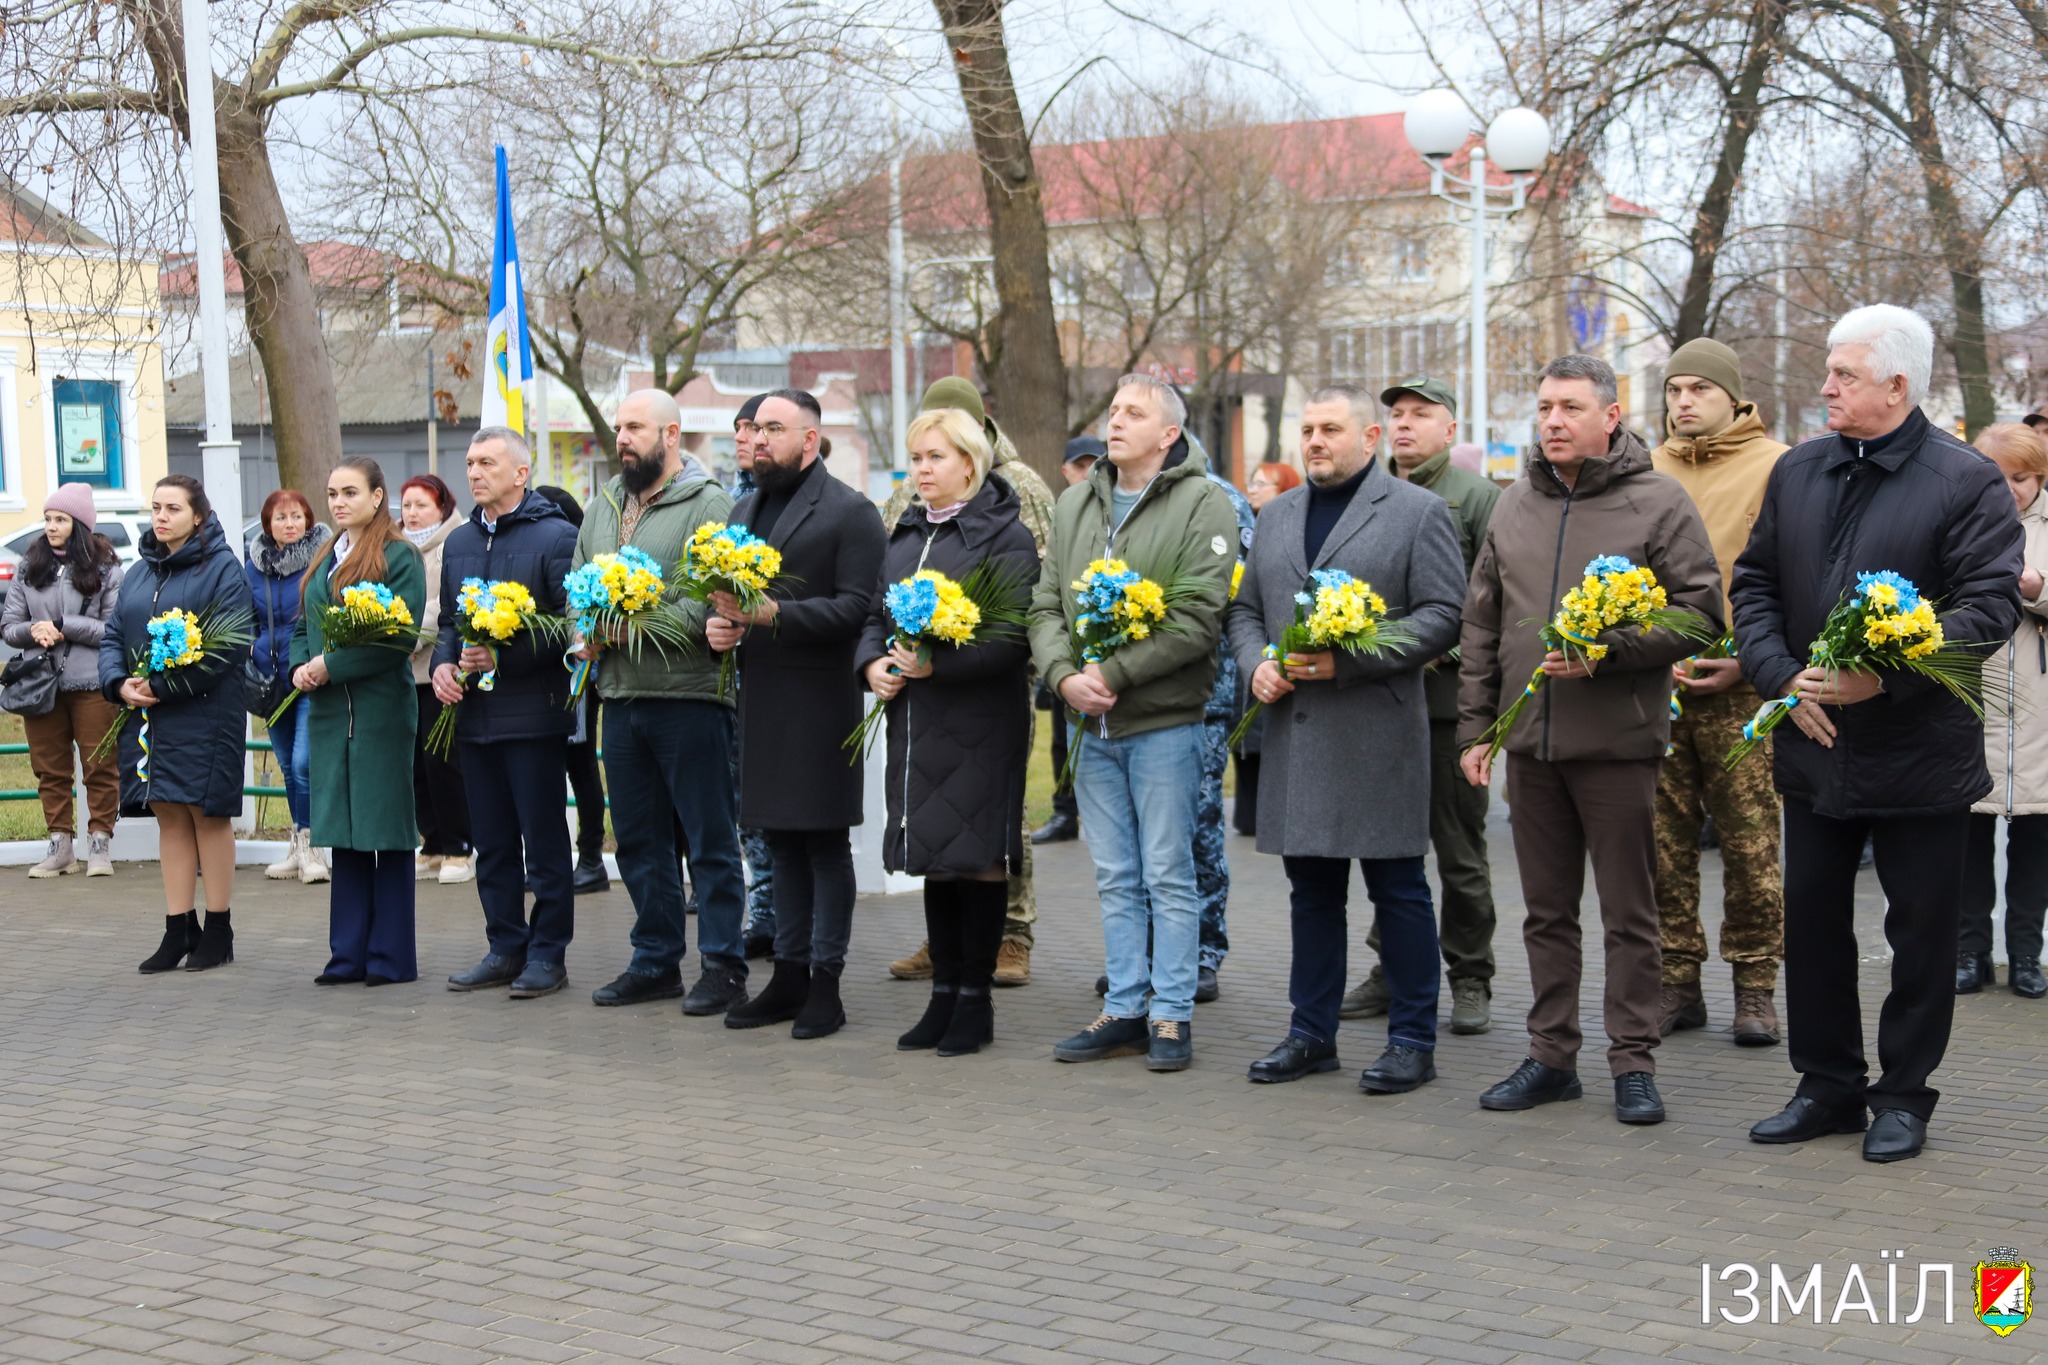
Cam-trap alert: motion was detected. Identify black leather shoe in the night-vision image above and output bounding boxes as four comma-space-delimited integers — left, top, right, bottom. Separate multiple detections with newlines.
1956, 951, 1994, 994
507, 961, 567, 999
1863, 1108, 1927, 1163
363, 973, 397, 987
1359, 1045, 1436, 1095
742, 931, 774, 961
447, 953, 524, 991
1247, 1035, 1339, 1084
314, 971, 364, 985
573, 857, 610, 894
591, 968, 683, 1007
1614, 1071, 1666, 1124
682, 964, 748, 1016
1094, 974, 1108, 997
2011, 957, 2047, 999
1195, 966, 1220, 1003
1479, 1058, 1582, 1111
1749, 1095, 1867, 1144
1030, 812, 1079, 844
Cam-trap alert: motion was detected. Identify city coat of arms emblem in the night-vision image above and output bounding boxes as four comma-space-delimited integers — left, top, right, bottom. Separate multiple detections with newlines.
1976, 1248, 2032, 1336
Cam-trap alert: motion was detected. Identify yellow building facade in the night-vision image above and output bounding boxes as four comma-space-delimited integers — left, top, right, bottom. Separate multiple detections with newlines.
1, 183, 169, 542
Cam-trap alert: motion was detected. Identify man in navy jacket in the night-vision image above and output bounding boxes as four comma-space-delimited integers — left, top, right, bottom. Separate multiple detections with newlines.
434, 427, 582, 999
1732, 306, 2023, 1162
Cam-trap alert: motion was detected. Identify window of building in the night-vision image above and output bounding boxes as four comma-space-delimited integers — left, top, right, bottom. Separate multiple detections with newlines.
1393, 236, 1429, 283
50, 377, 125, 489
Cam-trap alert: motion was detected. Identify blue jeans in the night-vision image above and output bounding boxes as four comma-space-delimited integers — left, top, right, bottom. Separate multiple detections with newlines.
603, 698, 747, 975
1282, 855, 1438, 1052
1075, 720, 1205, 1022
270, 694, 312, 829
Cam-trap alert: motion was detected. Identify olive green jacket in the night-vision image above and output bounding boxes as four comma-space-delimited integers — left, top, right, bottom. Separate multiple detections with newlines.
1028, 439, 1239, 738
573, 469, 732, 705
1402, 451, 1501, 720
291, 540, 426, 851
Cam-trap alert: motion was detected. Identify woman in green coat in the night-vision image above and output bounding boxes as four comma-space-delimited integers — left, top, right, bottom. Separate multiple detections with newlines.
289, 457, 427, 985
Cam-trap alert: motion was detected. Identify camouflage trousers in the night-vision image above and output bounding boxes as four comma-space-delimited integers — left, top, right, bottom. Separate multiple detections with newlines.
1195, 661, 1234, 969
1655, 687, 1783, 990
1004, 708, 1038, 947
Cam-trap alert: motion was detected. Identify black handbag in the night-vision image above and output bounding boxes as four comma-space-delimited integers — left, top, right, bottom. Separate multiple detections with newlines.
0, 646, 62, 717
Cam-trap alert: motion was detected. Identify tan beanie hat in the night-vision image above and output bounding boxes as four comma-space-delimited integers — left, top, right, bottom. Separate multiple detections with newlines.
1664, 337, 1744, 403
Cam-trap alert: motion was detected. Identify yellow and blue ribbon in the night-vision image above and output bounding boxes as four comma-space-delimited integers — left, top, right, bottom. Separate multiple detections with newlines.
1743, 693, 1799, 742
135, 710, 151, 783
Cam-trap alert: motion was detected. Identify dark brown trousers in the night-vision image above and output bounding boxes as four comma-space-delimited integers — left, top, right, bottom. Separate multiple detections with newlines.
1506, 754, 1664, 1077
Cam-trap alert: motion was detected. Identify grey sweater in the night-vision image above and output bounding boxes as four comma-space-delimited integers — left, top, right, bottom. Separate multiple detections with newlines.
2, 559, 125, 690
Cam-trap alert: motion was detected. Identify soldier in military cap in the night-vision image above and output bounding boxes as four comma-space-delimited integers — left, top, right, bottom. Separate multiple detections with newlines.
1340, 376, 1501, 1037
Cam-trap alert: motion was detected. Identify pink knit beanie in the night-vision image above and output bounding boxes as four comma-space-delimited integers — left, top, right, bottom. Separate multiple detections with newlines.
43, 482, 97, 535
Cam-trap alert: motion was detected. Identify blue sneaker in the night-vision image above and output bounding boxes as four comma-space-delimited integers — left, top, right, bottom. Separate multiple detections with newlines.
1053, 1013, 1148, 1062
507, 960, 568, 999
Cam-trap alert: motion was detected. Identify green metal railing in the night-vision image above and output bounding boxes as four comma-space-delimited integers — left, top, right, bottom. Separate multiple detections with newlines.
0, 739, 600, 808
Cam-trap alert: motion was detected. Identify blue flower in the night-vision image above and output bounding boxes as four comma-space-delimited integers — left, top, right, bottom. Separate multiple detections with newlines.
1309, 568, 1357, 591
563, 564, 609, 614
885, 576, 939, 638
1852, 569, 1921, 612
1585, 555, 1637, 579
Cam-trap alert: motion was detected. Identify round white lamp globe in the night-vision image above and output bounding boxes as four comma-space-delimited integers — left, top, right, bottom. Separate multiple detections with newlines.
1404, 89, 1471, 160
1485, 107, 1551, 174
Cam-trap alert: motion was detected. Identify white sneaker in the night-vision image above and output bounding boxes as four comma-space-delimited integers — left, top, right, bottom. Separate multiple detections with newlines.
300, 837, 330, 884
85, 832, 113, 877
266, 826, 305, 879
416, 854, 443, 881
438, 855, 474, 884
28, 833, 77, 878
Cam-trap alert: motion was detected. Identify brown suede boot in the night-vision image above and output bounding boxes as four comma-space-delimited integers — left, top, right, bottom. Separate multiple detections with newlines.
1732, 987, 1781, 1046
1658, 978, 1707, 1036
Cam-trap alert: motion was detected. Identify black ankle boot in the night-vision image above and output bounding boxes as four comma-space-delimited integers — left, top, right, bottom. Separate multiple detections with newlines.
139, 912, 200, 974
937, 986, 994, 1057
184, 910, 234, 971
724, 959, 809, 1028
898, 985, 957, 1050
791, 967, 845, 1039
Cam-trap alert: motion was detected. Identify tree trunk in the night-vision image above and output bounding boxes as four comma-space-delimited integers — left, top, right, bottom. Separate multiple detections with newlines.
127, 0, 344, 499
213, 111, 345, 496
932, 0, 1067, 489
1672, 0, 1788, 344
1889, 23, 1995, 437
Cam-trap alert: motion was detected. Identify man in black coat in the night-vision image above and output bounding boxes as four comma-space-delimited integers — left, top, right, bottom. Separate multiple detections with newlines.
1732, 305, 2024, 1163
435, 427, 582, 1000
711, 389, 887, 1039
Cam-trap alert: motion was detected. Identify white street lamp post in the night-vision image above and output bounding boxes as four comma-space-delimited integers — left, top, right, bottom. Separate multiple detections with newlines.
180, 0, 243, 552
1403, 92, 1550, 462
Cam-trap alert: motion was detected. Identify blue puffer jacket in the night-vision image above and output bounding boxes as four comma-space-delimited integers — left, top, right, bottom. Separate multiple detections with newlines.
245, 523, 333, 684
99, 513, 255, 817
429, 488, 579, 743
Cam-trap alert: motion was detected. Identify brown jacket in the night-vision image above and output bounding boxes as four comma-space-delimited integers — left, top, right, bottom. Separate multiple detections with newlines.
1457, 426, 1725, 762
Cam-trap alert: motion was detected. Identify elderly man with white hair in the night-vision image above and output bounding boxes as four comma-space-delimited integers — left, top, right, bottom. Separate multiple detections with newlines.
1731, 304, 2025, 1162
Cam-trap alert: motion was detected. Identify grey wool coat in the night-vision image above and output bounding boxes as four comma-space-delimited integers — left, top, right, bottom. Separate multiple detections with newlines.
1225, 458, 1467, 860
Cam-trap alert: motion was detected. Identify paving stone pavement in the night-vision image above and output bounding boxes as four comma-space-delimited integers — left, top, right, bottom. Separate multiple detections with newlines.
0, 798, 2044, 1364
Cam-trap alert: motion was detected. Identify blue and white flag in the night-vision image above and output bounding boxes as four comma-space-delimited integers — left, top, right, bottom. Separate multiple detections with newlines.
483, 145, 531, 432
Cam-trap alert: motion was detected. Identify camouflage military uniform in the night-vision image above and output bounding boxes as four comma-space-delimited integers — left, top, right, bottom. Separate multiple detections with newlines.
1655, 686, 1782, 990
1196, 649, 1236, 969
881, 443, 1055, 945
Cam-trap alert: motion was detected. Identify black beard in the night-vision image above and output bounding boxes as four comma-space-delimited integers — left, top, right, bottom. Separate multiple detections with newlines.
752, 455, 803, 495
619, 450, 665, 495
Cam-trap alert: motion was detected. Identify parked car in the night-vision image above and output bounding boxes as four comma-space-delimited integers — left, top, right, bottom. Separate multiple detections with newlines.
0, 512, 149, 586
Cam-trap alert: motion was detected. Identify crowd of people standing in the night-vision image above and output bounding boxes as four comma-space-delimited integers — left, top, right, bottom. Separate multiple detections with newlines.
7, 299, 2041, 1168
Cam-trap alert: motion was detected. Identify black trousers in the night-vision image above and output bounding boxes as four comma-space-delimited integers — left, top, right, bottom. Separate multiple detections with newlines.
1048, 708, 1078, 820
1961, 812, 2048, 962
765, 828, 855, 973
1231, 753, 1258, 836
460, 737, 575, 965
566, 731, 606, 863
1783, 798, 1969, 1121
413, 685, 470, 856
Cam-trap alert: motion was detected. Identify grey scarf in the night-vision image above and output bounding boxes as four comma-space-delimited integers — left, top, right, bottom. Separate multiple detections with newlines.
254, 522, 332, 578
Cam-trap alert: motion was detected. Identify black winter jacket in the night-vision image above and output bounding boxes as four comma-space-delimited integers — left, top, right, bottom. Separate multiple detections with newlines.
430, 489, 579, 744
731, 458, 888, 829
1731, 407, 2025, 817
98, 513, 255, 817
857, 478, 1039, 877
